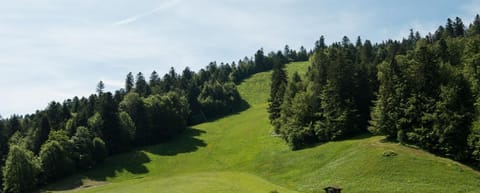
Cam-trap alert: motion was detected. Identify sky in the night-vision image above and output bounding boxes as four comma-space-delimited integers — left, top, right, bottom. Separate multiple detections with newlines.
0, 0, 479, 117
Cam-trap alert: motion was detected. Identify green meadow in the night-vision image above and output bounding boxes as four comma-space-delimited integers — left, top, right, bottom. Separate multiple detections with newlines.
41, 61, 480, 193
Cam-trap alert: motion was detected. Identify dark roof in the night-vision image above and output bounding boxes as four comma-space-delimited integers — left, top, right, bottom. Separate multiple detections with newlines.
324, 186, 342, 190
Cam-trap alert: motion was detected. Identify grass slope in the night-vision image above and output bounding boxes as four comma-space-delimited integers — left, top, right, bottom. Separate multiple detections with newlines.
42, 61, 480, 193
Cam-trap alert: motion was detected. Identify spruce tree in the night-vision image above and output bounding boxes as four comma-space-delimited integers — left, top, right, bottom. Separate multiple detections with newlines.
125, 72, 134, 93
268, 61, 288, 133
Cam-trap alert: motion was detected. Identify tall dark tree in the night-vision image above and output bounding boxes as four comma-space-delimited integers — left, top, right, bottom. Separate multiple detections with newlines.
454, 17, 465, 37
95, 93, 122, 153
96, 81, 105, 95
149, 71, 161, 94
32, 115, 51, 154
268, 60, 288, 133
468, 14, 480, 36
315, 35, 326, 51
135, 72, 150, 97
125, 72, 134, 93
445, 18, 455, 37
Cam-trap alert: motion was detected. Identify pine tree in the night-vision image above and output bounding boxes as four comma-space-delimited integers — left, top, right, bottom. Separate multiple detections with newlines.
135, 72, 150, 97
268, 61, 288, 133
454, 17, 465, 37
96, 81, 105, 95
125, 72, 134, 93
468, 14, 480, 36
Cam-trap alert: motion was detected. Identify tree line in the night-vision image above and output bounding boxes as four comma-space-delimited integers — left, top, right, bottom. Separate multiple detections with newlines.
0, 46, 309, 193
269, 14, 480, 168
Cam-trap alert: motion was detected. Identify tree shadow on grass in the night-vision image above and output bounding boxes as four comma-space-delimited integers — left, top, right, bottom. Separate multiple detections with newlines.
189, 99, 251, 125
143, 127, 207, 156
38, 151, 151, 192
293, 132, 375, 151
38, 128, 207, 192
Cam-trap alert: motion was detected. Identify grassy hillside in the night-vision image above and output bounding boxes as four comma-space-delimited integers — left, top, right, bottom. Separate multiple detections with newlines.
41, 61, 480, 193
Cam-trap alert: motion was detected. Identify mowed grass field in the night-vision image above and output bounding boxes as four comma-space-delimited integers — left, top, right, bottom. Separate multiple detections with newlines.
41, 62, 480, 193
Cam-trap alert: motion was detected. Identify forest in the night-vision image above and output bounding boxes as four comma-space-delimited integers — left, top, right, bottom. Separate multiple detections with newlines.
0, 13, 480, 193
269, 15, 480, 166
0, 39, 307, 192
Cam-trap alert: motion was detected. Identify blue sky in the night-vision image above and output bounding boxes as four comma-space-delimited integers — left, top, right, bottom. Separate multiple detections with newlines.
0, 0, 479, 117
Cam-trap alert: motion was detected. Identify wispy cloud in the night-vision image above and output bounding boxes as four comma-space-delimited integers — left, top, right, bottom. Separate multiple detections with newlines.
0, 0, 475, 117
113, 0, 181, 26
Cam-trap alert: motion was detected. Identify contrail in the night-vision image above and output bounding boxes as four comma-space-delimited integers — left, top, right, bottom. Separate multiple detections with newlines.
113, 0, 181, 26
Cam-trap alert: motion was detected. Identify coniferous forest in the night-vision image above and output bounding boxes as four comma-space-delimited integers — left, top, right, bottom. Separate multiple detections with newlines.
0, 14, 479, 193
269, 15, 480, 165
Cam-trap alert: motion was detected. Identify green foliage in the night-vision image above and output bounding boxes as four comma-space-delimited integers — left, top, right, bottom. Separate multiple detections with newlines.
92, 137, 108, 164
41, 62, 480, 193
71, 126, 94, 169
197, 81, 241, 118
125, 72, 134, 93
135, 72, 150, 97
144, 91, 190, 142
2, 145, 40, 193
6, 15, 480, 192
119, 92, 148, 146
118, 112, 135, 143
88, 112, 104, 137
277, 42, 370, 149
267, 60, 288, 133
39, 140, 74, 182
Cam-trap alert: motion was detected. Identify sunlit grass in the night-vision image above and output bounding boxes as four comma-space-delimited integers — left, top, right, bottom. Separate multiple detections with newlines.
42, 61, 480, 193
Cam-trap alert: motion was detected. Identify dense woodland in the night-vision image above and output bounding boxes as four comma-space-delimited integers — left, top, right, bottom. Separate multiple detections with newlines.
269, 15, 480, 167
0, 46, 307, 192
1, 14, 480, 193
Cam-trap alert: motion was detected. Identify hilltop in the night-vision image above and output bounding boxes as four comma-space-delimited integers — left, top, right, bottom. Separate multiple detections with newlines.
39, 61, 480, 193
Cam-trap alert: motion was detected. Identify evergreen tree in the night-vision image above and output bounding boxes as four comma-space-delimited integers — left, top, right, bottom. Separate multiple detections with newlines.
468, 14, 480, 36
268, 61, 288, 132
135, 72, 150, 97
96, 81, 105, 95
454, 17, 465, 37
445, 18, 455, 37
254, 48, 267, 71
96, 93, 122, 153
314, 35, 326, 51
32, 114, 51, 154
432, 74, 473, 160
125, 72, 134, 93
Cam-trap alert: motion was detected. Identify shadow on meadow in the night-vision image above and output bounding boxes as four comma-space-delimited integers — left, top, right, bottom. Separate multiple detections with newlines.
38, 127, 207, 192
143, 127, 207, 156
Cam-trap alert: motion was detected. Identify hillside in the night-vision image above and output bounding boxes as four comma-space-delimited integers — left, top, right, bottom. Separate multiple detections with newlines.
41, 61, 480, 193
